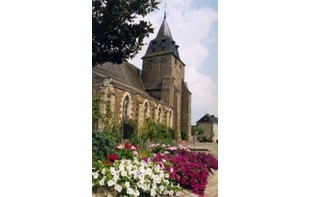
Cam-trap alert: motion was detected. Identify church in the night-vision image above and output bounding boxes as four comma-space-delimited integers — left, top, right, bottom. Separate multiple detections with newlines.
92, 14, 192, 141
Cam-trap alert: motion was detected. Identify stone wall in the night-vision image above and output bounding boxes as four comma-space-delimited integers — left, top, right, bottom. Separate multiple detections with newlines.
94, 84, 173, 133
181, 81, 192, 140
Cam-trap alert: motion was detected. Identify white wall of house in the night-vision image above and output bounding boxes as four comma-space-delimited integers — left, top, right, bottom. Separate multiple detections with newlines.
197, 122, 218, 142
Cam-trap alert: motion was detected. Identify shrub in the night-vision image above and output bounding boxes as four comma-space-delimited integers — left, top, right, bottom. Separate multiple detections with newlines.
181, 130, 188, 141
122, 119, 137, 140
141, 118, 175, 144
92, 131, 120, 161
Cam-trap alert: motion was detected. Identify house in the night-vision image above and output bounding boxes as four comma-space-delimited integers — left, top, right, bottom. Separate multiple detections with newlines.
196, 114, 218, 142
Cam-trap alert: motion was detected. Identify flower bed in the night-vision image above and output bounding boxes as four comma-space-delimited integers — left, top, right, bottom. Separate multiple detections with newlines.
152, 151, 218, 196
92, 158, 182, 197
92, 143, 218, 197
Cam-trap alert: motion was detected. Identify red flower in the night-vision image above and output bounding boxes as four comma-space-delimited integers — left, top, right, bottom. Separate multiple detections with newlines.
107, 154, 118, 162
142, 157, 148, 163
124, 143, 132, 150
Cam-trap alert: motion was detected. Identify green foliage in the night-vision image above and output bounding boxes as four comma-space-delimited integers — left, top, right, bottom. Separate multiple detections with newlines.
92, 92, 119, 133
122, 119, 137, 140
181, 130, 188, 141
92, 130, 120, 161
128, 133, 141, 146
102, 103, 116, 132
92, 93, 102, 129
92, 0, 160, 66
141, 118, 175, 144
192, 126, 204, 136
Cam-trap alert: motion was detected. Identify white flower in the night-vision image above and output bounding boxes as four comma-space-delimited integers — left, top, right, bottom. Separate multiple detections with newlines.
92, 171, 99, 179
159, 185, 165, 192
110, 167, 116, 175
114, 184, 122, 193
134, 189, 140, 197
152, 183, 157, 189
112, 174, 119, 182
99, 177, 105, 186
119, 163, 125, 171
168, 190, 174, 196
121, 170, 127, 177
107, 180, 115, 187
129, 169, 137, 176
137, 181, 143, 189
151, 188, 157, 197
176, 191, 181, 196
146, 168, 152, 175
141, 184, 147, 191
127, 187, 135, 195
125, 181, 130, 188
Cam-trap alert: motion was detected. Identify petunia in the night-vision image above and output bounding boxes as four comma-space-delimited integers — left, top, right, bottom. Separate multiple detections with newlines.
107, 180, 115, 187
114, 184, 122, 192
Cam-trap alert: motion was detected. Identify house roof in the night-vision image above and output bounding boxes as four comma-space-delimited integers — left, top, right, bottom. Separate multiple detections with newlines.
196, 114, 218, 124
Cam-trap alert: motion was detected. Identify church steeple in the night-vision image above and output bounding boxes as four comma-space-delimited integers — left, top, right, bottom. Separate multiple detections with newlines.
142, 13, 180, 59
155, 14, 173, 39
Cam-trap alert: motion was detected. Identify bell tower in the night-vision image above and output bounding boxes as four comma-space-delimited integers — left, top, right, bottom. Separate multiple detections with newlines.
141, 13, 190, 140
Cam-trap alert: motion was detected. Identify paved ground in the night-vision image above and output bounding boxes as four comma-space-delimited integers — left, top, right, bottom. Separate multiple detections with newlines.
179, 142, 218, 197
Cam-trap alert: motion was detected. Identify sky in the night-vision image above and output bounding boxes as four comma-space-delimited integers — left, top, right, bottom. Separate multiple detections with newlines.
129, 0, 218, 124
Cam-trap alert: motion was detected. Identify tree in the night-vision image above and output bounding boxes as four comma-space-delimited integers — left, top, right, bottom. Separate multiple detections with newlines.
92, 0, 159, 66
192, 126, 204, 136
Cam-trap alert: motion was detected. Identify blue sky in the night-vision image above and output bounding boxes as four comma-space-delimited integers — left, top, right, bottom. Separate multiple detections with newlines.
129, 0, 218, 124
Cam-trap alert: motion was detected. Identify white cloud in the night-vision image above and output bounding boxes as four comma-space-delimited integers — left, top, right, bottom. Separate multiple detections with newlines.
182, 45, 209, 69
129, 0, 218, 123
186, 66, 218, 123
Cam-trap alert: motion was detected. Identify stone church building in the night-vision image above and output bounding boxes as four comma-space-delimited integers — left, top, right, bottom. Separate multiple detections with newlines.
92, 15, 191, 140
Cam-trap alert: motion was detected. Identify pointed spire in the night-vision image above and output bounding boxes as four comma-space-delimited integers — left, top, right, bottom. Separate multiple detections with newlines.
156, 16, 172, 39
142, 5, 181, 60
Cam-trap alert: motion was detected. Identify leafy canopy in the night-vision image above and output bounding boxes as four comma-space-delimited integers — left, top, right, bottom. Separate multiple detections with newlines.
92, 0, 159, 66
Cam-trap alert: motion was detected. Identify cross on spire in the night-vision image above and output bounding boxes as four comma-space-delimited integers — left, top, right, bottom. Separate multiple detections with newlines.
164, 3, 167, 19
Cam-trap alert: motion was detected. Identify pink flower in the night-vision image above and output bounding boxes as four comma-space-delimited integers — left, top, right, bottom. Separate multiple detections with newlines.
116, 144, 124, 150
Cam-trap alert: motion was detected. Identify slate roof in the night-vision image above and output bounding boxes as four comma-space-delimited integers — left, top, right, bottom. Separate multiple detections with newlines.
92, 61, 147, 96
196, 114, 218, 124
142, 16, 181, 60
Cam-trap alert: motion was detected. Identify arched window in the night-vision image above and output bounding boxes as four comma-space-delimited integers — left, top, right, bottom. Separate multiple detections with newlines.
122, 96, 130, 119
